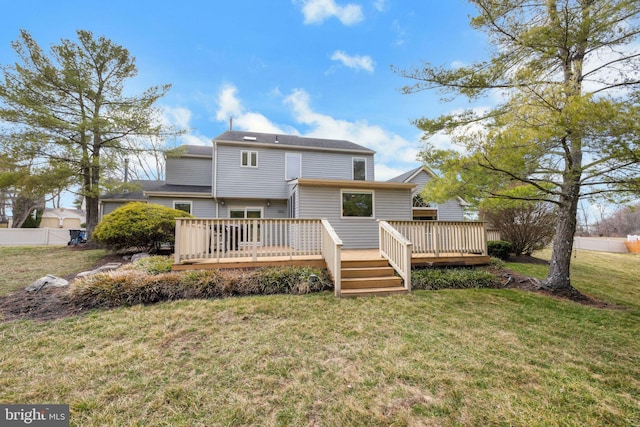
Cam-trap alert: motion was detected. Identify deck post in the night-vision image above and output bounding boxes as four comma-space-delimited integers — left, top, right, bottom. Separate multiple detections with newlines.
252, 219, 258, 261
174, 219, 182, 264
433, 221, 440, 257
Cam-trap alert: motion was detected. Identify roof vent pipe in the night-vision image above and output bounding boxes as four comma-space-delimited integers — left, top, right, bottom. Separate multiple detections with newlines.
275, 135, 279, 144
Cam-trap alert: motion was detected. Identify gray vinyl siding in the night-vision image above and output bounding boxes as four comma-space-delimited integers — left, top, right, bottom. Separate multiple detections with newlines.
147, 197, 216, 218
408, 170, 464, 221
216, 199, 288, 219
437, 200, 465, 221
409, 170, 432, 194
166, 157, 212, 186
302, 152, 375, 181
101, 201, 129, 217
297, 185, 412, 249
215, 145, 376, 199
216, 145, 288, 199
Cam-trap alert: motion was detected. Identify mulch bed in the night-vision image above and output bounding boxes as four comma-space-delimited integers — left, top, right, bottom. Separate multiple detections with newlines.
498, 255, 622, 309
0, 254, 622, 323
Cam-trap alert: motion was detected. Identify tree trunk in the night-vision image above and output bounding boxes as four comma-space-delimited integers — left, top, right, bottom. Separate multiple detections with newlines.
85, 195, 99, 238
543, 179, 580, 291
85, 139, 102, 239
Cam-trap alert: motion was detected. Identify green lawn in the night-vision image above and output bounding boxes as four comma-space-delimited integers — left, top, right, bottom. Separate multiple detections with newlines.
0, 246, 108, 296
1, 247, 639, 426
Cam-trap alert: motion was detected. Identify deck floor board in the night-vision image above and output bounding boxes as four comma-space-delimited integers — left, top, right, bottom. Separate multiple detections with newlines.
172, 247, 489, 271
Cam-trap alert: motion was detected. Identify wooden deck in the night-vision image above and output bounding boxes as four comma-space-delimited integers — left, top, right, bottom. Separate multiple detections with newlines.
171, 248, 490, 271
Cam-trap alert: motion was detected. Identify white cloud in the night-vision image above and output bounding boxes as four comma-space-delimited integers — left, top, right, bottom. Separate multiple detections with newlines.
283, 88, 419, 180
298, 0, 364, 25
330, 50, 375, 73
162, 106, 192, 130
391, 19, 406, 47
214, 84, 296, 134
373, 0, 386, 12
160, 105, 209, 146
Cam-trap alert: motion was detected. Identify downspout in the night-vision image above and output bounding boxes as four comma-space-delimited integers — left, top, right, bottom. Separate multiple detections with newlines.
213, 140, 218, 217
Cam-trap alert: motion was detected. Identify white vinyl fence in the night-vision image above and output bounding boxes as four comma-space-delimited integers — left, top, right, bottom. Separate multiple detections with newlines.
573, 237, 628, 253
0, 228, 72, 246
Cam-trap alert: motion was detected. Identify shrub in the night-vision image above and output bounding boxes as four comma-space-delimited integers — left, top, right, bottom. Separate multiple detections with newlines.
488, 240, 513, 260
412, 267, 500, 290
70, 266, 333, 309
92, 202, 193, 252
127, 256, 174, 275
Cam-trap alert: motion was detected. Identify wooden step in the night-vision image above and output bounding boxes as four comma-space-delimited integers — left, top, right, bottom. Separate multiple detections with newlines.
341, 266, 395, 278
340, 286, 409, 297
341, 259, 389, 269
341, 276, 403, 289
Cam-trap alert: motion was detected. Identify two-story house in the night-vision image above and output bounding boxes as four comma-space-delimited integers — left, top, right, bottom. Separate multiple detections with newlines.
101, 130, 486, 296
102, 131, 463, 248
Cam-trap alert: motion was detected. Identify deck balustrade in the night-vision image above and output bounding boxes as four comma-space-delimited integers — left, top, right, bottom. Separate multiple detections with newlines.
387, 221, 488, 256
174, 218, 324, 264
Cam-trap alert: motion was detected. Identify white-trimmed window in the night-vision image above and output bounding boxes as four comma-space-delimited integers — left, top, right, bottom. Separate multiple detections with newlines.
173, 201, 192, 214
341, 190, 374, 218
352, 157, 366, 181
241, 150, 258, 168
285, 153, 301, 180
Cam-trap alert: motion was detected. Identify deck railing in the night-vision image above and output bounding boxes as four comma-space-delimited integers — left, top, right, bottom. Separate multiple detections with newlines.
379, 221, 412, 291
387, 221, 488, 256
487, 228, 501, 241
174, 218, 324, 264
321, 219, 343, 297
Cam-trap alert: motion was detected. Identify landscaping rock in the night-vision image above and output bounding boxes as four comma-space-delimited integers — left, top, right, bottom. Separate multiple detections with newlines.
26, 275, 69, 292
75, 262, 123, 278
131, 252, 150, 262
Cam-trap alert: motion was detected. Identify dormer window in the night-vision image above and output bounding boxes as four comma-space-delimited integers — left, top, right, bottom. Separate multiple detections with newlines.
413, 194, 437, 208
352, 157, 366, 181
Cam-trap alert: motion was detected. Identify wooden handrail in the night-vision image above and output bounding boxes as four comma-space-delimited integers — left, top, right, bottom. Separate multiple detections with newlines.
379, 220, 412, 291
321, 219, 343, 297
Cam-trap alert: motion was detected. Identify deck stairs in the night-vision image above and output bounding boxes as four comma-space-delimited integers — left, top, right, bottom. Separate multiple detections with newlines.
340, 258, 408, 297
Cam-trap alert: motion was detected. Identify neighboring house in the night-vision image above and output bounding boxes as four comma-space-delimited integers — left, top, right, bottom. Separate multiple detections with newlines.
388, 166, 467, 221
39, 208, 86, 229
100, 131, 464, 249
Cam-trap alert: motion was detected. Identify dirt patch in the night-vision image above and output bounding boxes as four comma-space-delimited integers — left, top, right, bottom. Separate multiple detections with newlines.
498, 256, 623, 309
0, 251, 129, 322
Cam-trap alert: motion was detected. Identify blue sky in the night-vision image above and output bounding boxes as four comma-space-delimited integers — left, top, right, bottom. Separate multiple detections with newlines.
1, 0, 490, 182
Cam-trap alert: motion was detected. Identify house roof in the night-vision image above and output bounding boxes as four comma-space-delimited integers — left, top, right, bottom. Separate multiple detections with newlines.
101, 180, 213, 202
295, 178, 415, 191
144, 184, 212, 198
100, 180, 164, 201
182, 145, 212, 157
41, 208, 85, 220
214, 131, 376, 154
388, 166, 470, 206
387, 165, 438, 183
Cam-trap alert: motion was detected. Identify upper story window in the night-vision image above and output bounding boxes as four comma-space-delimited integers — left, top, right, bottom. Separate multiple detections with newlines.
352, 157, 366, 181
241, 150, 258, 168
173, 201, 192, 214
285, 153, 301, 180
